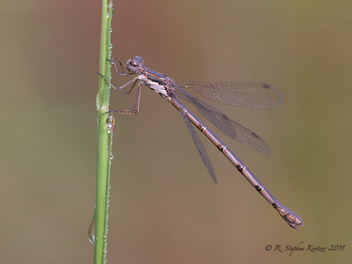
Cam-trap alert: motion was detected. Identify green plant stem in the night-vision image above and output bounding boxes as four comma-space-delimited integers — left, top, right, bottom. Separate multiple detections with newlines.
95, 1, 113, 264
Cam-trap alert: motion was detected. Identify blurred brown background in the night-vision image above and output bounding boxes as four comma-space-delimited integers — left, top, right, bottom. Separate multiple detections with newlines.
1, 0, 351, 263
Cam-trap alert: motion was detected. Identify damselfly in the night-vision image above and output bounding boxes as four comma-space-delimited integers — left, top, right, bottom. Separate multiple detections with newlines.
99, 56, 303, 229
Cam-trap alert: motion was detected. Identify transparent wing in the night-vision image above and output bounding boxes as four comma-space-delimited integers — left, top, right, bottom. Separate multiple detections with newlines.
175, 87, 271, 155
175, 81, 283, 109
177, 99, 217, 183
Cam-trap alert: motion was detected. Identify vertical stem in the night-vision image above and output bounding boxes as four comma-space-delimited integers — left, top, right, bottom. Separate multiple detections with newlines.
95, 1, 113, 264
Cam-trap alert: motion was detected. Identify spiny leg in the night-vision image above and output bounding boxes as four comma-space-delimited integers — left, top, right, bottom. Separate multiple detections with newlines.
98, 72, 142, 115
109, 57, 130, 76
108, 83, 142, 115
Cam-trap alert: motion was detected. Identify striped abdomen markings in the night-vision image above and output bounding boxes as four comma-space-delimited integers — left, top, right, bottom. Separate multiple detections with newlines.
106, 56, 302, 229
166, 96, 302, 229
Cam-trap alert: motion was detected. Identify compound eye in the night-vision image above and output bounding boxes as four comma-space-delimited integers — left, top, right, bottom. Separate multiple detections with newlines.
133, 56, 144, 65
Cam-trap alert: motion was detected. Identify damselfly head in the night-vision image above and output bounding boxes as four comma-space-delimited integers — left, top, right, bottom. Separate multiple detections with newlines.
126, 56, 144, 73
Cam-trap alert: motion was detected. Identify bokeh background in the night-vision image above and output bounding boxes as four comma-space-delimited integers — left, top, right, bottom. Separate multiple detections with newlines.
1, 0, 351, 263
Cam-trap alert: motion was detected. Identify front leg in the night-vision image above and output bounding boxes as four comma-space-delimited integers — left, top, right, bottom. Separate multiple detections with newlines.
108, 57, 131, 77
97, 72, 140, 94
98, 73, 142, 115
